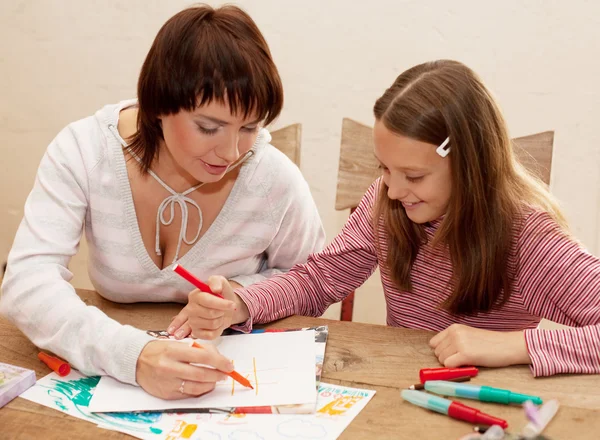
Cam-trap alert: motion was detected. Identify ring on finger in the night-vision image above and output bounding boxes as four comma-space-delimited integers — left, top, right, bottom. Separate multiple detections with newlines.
179, 379, 186, 394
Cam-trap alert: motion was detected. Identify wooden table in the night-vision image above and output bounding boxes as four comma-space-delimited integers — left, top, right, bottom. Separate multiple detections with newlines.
1, 289, 599, 439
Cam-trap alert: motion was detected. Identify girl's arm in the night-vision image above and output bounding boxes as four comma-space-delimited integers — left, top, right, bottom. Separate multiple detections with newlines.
518, 210, 600, 376
232, 180, 382, 332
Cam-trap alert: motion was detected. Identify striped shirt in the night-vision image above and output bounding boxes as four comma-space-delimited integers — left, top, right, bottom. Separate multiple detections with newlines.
0, 100, 325, 385
236, 179, 600, 377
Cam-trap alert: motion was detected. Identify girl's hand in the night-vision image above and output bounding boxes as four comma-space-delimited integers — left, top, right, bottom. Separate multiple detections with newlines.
168, 276, 250, 340
136, 340, 233, 400
429, 324, 531, 368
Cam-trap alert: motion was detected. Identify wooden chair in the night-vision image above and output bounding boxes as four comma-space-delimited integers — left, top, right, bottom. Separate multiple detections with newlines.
270, 123, 302, 167
335, 118, 554, 321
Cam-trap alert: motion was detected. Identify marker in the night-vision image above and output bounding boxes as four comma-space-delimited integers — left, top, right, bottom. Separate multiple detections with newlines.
191, 341, 253, 390
424, 380, 543, 405
38, 352, 71, 377
401, 390, 508, 428
523, 400, 540, 424
409, 376, 472, 390
521, 399, 559, 439
173, 264, 224, 299
419, 367, 478, 383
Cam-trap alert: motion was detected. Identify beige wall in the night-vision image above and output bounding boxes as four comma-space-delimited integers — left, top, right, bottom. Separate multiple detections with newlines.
2, 1, 599, 325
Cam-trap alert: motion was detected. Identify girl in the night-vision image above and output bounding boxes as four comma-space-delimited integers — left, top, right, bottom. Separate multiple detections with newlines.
170, 59, 600, 377
0, 5, 325, 400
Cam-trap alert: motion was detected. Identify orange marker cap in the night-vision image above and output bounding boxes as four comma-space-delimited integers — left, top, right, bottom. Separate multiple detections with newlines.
38, 352, 71, 377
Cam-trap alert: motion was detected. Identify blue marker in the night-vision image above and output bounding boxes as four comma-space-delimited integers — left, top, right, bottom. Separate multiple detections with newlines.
424, 380, 543, 405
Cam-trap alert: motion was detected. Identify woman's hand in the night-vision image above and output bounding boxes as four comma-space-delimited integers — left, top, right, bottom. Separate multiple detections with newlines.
136, 340, 233, 400
429, 324, 531, 368
168, 276, 250, 340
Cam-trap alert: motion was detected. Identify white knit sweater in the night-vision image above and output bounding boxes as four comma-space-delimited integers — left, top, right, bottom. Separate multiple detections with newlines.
0, 100, 325, 385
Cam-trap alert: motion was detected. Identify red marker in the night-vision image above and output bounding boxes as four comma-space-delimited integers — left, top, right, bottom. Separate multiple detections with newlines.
419, 367, 478, 383
38, 352, 71, 377
173, 264, 224, 299
402, 389, 508, 429
448, 400, 508, 428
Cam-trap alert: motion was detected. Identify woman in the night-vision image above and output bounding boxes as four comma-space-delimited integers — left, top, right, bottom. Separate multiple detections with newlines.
0, 5, 325, 400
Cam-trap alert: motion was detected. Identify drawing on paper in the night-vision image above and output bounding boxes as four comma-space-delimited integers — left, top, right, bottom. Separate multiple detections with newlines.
36, 373, 164, 435
218, 358, 283, 397
317, 396, 363, 416
162, 420, 198, 439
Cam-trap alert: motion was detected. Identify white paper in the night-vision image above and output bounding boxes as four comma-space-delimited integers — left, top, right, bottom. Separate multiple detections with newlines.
101, 382, 376, 440
89, 330, 317, 413
20, 369, 375, 440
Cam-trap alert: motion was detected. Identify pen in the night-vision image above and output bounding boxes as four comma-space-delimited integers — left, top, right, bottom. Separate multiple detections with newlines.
424, 380, 543, 405
191, 341, 254, 390
173, 264, 224, 299
401, 390, 508, 428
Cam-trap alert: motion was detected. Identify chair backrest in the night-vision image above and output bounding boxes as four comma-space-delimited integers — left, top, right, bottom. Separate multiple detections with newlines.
270, 123, 302, 167
335, 117, 554, 211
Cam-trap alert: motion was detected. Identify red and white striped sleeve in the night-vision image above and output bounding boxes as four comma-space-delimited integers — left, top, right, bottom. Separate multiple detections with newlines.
517, 210, 600, 376
232, 180, 381, 332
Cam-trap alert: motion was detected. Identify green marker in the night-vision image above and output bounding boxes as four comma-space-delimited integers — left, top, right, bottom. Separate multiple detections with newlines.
424, 380, 543, 405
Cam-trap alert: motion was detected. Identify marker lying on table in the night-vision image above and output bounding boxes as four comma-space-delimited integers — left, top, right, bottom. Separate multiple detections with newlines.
409, 376, 472, 390
173, 264, 224, 299
38, 352, 71, 377
419, 366, 479, 383
521, 399, 559, 439
191, 341, 253, 390
424, 380, 543, 405
401, 390, 508, 429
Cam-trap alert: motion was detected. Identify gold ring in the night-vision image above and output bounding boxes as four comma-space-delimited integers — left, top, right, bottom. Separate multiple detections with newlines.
179, 380, 186, 394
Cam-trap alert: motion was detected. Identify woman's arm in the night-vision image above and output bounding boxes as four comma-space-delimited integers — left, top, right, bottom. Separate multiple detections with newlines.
0, 125, 154, 385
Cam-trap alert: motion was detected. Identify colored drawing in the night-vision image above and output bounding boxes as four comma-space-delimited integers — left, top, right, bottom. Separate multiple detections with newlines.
21, 371, 164, 435
317, 396, 363, 416
252, 357, 258, 396
164, 420, 197, 439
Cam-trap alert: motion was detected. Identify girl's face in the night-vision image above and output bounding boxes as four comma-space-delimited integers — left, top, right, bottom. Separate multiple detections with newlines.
374, 120, 452, 224
159, 100, 261, 184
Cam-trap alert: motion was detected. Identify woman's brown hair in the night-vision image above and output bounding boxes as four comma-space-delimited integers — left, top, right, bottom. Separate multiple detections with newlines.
128, 4, 283, 172
373, 60, 566, 315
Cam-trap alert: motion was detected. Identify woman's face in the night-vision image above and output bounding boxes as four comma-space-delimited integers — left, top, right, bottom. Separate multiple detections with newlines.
159, 100, 261, 184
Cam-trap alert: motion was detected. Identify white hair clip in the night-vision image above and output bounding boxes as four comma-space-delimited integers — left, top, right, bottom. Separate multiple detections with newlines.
436, 137, 450, 158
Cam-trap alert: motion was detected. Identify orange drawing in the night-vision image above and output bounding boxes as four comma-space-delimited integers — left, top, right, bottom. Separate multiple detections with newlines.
317, 395, 363, 416
164, 421, 198, 439
253, 356, 258, 395
229, 357, 260, 396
